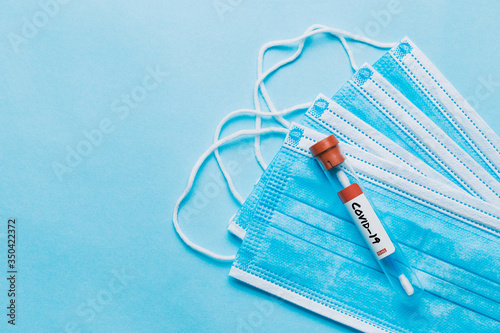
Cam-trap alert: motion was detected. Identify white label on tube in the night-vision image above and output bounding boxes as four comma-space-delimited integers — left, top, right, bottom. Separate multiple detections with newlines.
343, 192, 395, 260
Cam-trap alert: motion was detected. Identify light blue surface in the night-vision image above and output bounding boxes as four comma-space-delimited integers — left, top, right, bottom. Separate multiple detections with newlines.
0, 1, 499, 332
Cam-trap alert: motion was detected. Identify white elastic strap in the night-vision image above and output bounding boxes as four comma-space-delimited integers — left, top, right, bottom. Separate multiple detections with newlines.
213, 103, 311, 204
173, 126, 289, 261
254, 25, 327, 169
255, 25, 376, 124
257, 24, 357, 117
253, 25, 396, 170
214, 26, 394, 205
256, 25, 328, 126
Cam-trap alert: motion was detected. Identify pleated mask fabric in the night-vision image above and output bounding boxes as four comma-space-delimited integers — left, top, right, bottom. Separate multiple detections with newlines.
374, 37, 500, 183
332, 63, 500, 204
228, 93, 463, 238
230, 123, 500, 333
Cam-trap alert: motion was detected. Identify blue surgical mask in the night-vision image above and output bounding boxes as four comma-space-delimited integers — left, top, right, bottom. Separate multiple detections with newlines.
374, 37, 500, 183
332, 63, 500, 204
231, 123, 500, 333
172, 26, 500, 332
228, 93, 462, 238
301, 94, 458, 189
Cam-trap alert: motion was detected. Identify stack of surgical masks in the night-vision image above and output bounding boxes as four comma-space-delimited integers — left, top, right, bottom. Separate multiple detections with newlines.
174, 26, 500, 332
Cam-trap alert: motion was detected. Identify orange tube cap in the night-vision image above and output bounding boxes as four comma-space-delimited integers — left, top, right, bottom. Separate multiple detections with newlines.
309, 135, 345, 170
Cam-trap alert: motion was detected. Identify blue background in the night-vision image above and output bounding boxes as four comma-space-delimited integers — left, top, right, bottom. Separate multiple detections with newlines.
0, 1, 499, 332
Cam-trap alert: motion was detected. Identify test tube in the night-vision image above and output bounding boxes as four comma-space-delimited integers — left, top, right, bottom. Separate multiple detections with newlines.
310, 135, 423, 300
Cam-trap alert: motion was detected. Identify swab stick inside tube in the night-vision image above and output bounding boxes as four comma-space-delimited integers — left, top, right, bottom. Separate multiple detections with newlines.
310, 135, 423, 300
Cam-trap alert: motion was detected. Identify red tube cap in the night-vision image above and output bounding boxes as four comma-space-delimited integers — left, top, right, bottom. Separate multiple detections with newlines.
309, 134, 345, 170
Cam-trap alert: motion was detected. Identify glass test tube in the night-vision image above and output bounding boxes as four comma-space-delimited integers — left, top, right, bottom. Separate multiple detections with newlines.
310, 135, 423, 301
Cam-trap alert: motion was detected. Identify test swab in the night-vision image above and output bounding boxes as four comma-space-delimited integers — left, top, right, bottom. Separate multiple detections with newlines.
399, 274, 414, 296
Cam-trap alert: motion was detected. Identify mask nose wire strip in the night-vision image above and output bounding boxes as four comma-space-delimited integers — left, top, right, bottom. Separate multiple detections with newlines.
253, 26, 397, 170
213, 104, 311, 204
173, 127, 289, 261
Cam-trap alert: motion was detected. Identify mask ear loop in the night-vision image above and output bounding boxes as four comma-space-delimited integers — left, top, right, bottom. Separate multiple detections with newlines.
253, 25, 328, 170
213, 104, 310, 204
212, 25, 324, 205
173, 126, 288, 261
256, 32, 357, 120
257, 24, 352, 120
253, 26, 397, 170
175, 27, 397, 261
214, 26, 396, 204
213, 25, 347, 204
214, 26, 396, 205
